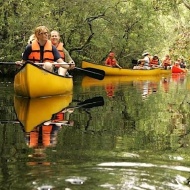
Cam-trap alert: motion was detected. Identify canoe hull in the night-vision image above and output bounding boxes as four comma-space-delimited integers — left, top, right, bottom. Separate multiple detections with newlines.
14, 63, 73, 98
82, 61, 161, 76
159, 69, 172, 75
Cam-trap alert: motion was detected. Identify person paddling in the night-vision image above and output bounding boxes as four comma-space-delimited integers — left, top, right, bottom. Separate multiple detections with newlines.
162, 54, 172, 70
137, 52, 151, 70
105, 52, 122, 69
50, 30, 75, 76
149, 54, 161, 68
16, 26, 75, 76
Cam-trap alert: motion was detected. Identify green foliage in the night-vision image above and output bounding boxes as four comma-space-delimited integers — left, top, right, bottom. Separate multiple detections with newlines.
0, 0, 190, 66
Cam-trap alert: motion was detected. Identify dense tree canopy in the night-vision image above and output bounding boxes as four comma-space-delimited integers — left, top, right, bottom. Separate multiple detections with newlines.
1, 0, 190, 67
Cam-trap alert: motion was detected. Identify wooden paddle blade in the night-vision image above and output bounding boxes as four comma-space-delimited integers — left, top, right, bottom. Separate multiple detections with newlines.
75, 67, 105, 80
77, 96, 104, 108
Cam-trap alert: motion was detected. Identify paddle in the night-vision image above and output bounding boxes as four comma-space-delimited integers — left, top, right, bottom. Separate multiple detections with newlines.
48, 96, 104, 126
74, 96, 104, 109
43, 120, 71, 126
75, 67, 105, 80
0, 62, 105, 80
51, 96, 104, 115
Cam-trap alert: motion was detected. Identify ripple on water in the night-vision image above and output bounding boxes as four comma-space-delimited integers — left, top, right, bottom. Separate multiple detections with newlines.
96, 162, 190, 190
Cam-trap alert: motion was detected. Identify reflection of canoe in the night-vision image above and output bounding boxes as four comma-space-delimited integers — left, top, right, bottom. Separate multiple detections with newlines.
14, 94, 72, 132
14, 62, 73, 98
172, 73, 187, 82
172, 66, 188, 73
82, 75, 162, 87
82, 61, 161, 76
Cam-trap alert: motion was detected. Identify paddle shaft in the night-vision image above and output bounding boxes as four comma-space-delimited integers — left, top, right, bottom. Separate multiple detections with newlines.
74, 67, 105, 80
0, 62, 105, 80
58, 96, 104, 111
0, 120, 20, 124
0, 62, 68, 65
69, 99, 104, 109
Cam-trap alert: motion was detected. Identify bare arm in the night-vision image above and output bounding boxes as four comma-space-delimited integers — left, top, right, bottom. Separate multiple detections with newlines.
116, 63, 122, 68
115, 59, 122, 68
63, 48, 74, 63
56, 58, 75, 70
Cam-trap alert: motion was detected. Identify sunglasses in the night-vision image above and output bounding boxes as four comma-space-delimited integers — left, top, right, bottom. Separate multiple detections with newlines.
39, 32, 48, 35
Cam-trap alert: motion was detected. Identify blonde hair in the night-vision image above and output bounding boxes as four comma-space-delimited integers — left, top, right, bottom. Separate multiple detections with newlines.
34, 25, 49, 37
50, 30, 60, 36
27, 34, 36, 44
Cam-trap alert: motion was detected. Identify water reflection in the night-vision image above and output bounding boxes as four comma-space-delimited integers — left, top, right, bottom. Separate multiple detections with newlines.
14, 94, 73, 164
97, 162, 190, 189
82, 75, 163, 87
161, 76, 170, 92
82, 74, 189, 96
133, 79, 159, 99
105, 83, 116, 98
161, 73, 188, 93
14, 95, 73, 132
172, 73, 187, 84
14, 95, 105, 159
12, 94, 105, 189
2, 74, 190, 189
82, 75, 162, 99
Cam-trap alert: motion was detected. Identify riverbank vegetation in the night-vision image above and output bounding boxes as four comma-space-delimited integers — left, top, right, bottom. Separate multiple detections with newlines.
1, 0, 190, 72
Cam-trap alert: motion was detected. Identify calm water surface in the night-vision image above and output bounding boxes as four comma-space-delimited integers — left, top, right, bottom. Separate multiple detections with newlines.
1, 74, 190, 190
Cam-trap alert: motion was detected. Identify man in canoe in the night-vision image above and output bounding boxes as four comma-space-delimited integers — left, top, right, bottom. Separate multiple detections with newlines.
179, 58, 187, 69
136, 52, 151, 70
149, 54, 161, 68
105, 52, 122, 68
16, 26, 75, 76
50, 30, 75, 75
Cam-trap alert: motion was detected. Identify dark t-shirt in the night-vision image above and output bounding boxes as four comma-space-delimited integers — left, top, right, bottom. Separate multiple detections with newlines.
22, 44, 61, 62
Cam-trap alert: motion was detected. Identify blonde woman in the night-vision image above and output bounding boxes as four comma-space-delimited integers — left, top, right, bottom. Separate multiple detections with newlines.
17, 26, 75, 76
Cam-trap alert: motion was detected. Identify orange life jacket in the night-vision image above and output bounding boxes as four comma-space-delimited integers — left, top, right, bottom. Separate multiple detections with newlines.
28, 125, 53, 148
105, 58, 117, 67
29, 131, 38, 148
150, 59, 159, 65
162, 58, 171, 67
54, 42, 65, 68
42, 125, 53, 147
105, 84, 115, 97
28, 40, 54, 63
56, 42, 65, 60
53, 112, 65, 122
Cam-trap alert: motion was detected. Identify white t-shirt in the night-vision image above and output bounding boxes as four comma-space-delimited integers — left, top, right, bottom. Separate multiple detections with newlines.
144, 56, 150, 66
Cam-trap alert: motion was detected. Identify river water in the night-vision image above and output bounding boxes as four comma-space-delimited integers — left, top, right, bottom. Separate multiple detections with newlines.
0, 73, 190, 190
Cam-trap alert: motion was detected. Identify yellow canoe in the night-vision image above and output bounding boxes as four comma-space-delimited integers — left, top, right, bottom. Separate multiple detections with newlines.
14, 62, 73, 98
82, 61, 161, 76
14, 94, 72, 132
159, 69, 172, 75
82, 75, 162, 87
172, 66, 188, 73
